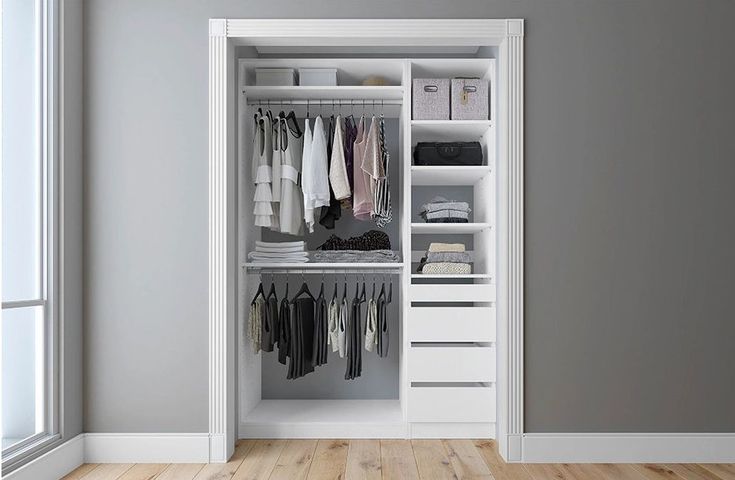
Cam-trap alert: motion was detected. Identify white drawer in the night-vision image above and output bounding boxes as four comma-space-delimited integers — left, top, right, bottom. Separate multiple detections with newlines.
409, 346, 495, 382
409, 307, 495, 342
410, 283, 495, 303
408, 385, 495, 423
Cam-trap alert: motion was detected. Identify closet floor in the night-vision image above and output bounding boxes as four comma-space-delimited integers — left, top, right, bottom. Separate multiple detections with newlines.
243, 399, 402, 425
62, 440, 732, 480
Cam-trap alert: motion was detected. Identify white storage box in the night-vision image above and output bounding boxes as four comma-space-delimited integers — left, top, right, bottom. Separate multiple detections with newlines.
451, 78, 489, 120
413, 78, 450, 120
298, 68, 337, 86
255, 68, 296, 86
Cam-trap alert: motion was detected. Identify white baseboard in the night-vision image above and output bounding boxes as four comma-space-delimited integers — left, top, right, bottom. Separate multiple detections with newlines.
239, 422, 407, 439
84, 433, 210, 463
4, 434, 85, 480
521, 433, 735, 463
409, 423, 495, 439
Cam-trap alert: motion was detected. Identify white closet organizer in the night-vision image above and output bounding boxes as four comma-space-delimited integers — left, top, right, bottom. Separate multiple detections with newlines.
208, 18, 526, 462
236, 54, 497, 440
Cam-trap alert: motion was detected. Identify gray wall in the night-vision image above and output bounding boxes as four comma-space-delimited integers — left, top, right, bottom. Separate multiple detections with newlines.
84, 0, 735, 433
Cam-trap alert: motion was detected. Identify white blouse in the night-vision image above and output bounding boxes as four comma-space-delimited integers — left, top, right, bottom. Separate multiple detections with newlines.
301, 116, 330, 233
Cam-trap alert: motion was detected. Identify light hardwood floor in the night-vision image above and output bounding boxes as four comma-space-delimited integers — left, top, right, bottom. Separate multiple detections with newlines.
61, 439, 735, 480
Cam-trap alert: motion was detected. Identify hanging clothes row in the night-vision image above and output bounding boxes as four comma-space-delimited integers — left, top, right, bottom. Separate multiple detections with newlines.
251, 105, 393, 235
247, 274, 392, 380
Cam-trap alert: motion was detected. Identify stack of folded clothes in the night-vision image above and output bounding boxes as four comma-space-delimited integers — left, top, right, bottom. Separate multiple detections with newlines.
312, 249, 400, 263
247, 240, 309, 263
315, 230, 399, 263
419, 196, 471, 223
417, 242, 472, 274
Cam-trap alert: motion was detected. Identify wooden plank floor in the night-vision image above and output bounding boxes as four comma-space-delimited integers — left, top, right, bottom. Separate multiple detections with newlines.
61, 439, 735, 480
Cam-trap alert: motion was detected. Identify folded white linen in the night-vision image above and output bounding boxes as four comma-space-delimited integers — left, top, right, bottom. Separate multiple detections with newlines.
255, 245, 306, 253
248, 251, 308, 260
255, 240, 305, 248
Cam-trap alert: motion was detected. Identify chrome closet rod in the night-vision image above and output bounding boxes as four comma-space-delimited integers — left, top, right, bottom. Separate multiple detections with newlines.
245, 99, 402, 106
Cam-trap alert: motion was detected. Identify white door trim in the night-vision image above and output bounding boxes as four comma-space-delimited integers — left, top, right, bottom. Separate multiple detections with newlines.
208, 18, 525, 462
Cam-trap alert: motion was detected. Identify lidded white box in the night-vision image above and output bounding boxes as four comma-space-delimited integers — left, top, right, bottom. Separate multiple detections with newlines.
255, 68, 296, 86
450, 78, 489, 120
298, 68, 338, 86
413, 78, 450, 120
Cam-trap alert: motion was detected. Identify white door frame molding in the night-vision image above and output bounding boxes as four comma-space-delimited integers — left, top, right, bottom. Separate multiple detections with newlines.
208, 18, 525, 463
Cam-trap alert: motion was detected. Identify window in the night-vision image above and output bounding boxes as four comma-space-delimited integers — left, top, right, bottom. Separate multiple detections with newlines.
1, 0, 59, 468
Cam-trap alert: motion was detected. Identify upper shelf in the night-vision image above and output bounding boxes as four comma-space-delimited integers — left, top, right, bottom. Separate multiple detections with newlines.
411, 223, 492, 234
411, 120, 492, 143
411, 165, 491, 186
242, 86, 404, 101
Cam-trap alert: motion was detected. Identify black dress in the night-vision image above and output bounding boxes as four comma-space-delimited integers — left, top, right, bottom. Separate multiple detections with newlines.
376, 282, 391, 358
277, 293, 291, 366
312, 285, 329, 367
262, 286, 279, 352
289, 296, 315, 379
345, 283, 365, 380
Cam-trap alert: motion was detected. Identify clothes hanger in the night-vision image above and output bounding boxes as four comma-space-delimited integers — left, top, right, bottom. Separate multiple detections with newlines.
251, 274, 265, 304
359, 272, 366, 302
387, 274, 392, 303
285, 110, 302, 137
291, 271, 315, 302
284, 272, 289, 298
371, 274, 376, 300
266, 272, 277, 300
342, 271, 348, 302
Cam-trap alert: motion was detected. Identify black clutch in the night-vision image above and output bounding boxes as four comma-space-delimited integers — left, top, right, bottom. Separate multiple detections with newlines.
413, 142, 484, 166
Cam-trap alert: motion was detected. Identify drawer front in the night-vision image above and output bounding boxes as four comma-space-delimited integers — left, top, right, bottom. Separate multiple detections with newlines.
409, 346, 495, 382
408, 385, 496, 423
410, 284, 495, 303
409, 307, 495, 342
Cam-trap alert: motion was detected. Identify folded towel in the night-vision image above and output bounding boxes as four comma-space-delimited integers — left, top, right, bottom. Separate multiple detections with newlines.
428, 242, 465, 253
248, 251, 309, 261
421, 262, 471, 274
255, 240, 306, 249
255, 245, 306, 253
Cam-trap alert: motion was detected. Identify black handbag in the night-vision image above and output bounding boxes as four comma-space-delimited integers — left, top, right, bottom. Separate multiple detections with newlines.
413, 142, 483, 166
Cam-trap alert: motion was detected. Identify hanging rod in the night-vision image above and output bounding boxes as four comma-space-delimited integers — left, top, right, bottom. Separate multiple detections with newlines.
245, 99, 402, 106
245, 268, 402, 275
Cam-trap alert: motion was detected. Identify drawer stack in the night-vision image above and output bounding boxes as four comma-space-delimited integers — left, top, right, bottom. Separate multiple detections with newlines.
407, 299, 496, 425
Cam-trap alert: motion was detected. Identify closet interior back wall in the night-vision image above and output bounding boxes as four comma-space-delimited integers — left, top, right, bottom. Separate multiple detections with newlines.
260, 118, 402, 253
260, 274, 400, 400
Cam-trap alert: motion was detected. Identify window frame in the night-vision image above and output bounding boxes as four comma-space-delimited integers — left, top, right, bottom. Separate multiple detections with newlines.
1, 0, 61, 471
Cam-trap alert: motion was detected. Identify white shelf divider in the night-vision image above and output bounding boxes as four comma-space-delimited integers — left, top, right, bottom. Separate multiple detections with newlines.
411, 165, 491, 186
411, 273, 492, 279
411, 223, 491, 234
243, 85, 404, 101
411, 120, 492, 143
